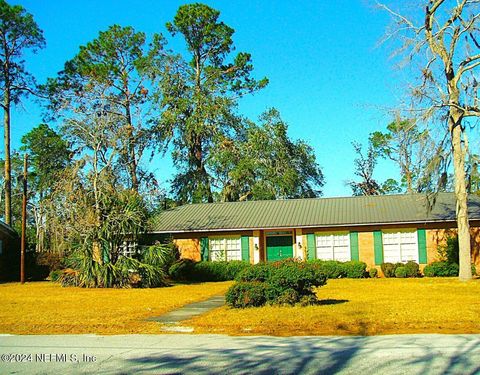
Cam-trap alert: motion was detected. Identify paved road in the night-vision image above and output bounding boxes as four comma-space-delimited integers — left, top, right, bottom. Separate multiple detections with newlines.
1, 333, 480, 374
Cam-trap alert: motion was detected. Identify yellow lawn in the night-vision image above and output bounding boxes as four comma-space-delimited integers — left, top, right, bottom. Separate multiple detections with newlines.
2, 278, 480, 336
0, 281, 232, 335
187, 278, 480, 336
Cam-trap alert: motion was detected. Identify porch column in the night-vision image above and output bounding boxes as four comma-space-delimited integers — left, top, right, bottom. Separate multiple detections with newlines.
295, 228, 304, 260
253, 230, 261, 264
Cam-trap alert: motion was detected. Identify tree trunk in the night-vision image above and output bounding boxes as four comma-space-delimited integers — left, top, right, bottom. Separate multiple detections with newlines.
192, 135, 213, 203
3, 89, 11, 225
450, 113, 472, 281
122, 75, 139, 192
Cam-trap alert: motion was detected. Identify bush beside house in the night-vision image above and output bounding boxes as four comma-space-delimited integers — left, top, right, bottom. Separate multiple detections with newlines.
381, 261, 420, 278
226, 260, 327, 308
423, 236, 477, 277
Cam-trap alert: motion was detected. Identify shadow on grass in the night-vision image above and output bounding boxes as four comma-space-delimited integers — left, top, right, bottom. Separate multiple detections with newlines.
318, 299, 349, 305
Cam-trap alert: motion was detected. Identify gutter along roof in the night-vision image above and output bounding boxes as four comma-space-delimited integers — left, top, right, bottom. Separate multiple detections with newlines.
149, 192, 480, 233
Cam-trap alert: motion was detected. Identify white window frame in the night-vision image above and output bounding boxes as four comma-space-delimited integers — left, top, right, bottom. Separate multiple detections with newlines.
314, 231, 351, 262
209, 236, 242, 262
118, 240, 138, 258
382, 229, 419, 263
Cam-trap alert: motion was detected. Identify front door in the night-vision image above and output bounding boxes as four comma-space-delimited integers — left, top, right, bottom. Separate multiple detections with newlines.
266, 235, 293, 261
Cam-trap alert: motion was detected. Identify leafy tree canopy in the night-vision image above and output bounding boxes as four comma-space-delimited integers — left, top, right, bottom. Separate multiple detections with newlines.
20, 123, 71, 196
209, 108, 324, 201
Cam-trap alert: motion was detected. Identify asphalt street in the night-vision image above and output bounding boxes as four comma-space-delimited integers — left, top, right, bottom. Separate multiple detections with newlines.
1, 333, 479, 374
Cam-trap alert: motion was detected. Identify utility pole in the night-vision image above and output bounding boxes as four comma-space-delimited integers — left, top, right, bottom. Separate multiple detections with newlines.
20, 154, 27, 284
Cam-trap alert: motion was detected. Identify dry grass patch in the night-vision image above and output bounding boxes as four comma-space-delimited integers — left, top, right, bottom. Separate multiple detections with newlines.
0, 281, 232, 335
187, 278, 480, 336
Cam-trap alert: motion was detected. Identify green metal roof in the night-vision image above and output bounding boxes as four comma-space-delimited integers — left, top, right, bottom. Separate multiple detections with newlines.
149, 192, 480, 233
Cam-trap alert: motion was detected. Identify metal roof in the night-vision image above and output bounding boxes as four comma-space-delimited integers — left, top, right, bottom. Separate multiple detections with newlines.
0, 219, 18, 237
148, 192, 480, 233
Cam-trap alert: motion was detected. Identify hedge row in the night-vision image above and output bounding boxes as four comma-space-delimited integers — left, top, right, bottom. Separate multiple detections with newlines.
169, 259, 369, 282
168, 258, 478, 282
169, 259, 251, 281
381, 261, 420, 278
423, 262, 476, 277
308, 260, 367, 279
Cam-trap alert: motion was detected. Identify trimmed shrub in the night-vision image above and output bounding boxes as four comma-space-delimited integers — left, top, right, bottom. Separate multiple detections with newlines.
225, 282, 267, 308
227, 260, 327, 307
404, 261, 420, 278
169, 259, 196, 280
275, 288, 301, 305
423, 262, 459, 277
381, 262, 396, 278
395, 266, 407, 278
236, 262, 272, 282
308, 260, 367, 279
423, 262, 477, 277
310, 260, 346, 278
343, 261, 367, 278
266, 261, 327, 303
369, 268, 378, 278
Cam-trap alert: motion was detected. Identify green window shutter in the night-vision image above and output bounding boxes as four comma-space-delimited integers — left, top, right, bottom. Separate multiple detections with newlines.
103, 247, 110, 264
241, 236, 250, 262
200, 237, 209, 261
417, 229, 427, 264
307, 233, 316, 260
350, 232, 359, 261
373, 231, 384, 265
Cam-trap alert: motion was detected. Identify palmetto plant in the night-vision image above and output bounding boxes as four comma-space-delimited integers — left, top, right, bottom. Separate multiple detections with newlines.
52, 174, 170, 288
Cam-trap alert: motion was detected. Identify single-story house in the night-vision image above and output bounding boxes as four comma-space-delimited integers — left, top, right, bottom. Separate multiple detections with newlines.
0, 220, 20, 281
145, 193, 480, 273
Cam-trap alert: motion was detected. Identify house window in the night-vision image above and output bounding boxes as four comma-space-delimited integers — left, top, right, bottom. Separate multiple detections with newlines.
0, 240, 3, 255
210, 237, 241, 261
118, 241, 138, 257
382, 230, 418, 263
315, 232, 351, 261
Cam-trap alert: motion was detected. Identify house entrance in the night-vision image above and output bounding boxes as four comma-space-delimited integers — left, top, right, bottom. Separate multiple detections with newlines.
265, 231, 293, 261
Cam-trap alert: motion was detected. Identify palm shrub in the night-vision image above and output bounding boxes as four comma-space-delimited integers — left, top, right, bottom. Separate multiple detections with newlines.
57, 189, 171, 288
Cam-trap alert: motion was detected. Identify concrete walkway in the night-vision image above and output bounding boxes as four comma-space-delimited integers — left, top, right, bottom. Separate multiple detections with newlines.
1, 333, 480, 374
148, 295, 225, 331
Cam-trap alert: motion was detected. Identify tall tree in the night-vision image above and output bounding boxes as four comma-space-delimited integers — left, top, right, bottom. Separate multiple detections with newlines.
158, 3, 268, 203
43, 25, 163, 192
370, 118, 436, 193
380, 0, 480, 280
209, 108, 324, 201
0, 1, 45, 225
20, 124, 71, 252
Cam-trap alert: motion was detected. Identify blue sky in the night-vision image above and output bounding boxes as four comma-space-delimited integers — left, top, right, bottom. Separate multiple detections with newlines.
11, 0, 406, 197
